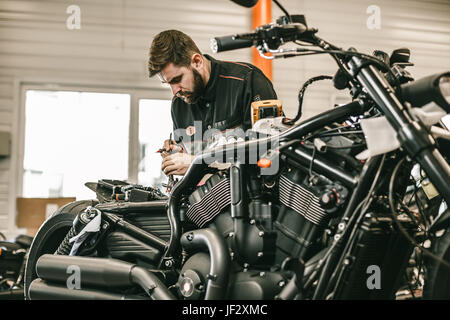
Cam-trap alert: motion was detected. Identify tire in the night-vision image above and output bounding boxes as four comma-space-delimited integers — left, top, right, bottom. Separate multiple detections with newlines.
23, 200, 98, 300
423, 228, 450, 299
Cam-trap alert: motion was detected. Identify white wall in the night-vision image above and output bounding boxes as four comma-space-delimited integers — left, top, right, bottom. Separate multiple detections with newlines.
0, 0, 449, 236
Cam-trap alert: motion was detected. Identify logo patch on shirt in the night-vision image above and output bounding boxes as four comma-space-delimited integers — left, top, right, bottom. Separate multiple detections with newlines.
253, 94, 261, 102
186, 126, 196, 136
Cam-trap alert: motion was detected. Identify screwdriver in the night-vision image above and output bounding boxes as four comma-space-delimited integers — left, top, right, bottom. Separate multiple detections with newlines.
167, 133, 174, 190
157, 133, 175, 192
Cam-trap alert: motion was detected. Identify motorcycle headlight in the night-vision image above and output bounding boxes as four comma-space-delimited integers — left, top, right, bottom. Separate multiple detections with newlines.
401, 72, 450, 112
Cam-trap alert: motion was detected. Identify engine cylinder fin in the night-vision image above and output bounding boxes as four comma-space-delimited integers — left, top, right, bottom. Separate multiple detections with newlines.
186, 177, 231, 227
279, 175, 329, 226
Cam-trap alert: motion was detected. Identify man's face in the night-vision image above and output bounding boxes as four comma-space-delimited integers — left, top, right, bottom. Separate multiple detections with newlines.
159, 63, 205, 104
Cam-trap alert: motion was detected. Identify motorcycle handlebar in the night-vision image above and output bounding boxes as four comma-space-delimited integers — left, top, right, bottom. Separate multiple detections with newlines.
210, 35, 253, 53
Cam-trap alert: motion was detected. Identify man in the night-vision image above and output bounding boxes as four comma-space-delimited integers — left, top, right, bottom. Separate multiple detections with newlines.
148, 30, 277, 176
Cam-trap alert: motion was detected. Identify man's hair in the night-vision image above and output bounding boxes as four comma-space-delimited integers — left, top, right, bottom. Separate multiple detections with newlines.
148, 30, 202, 78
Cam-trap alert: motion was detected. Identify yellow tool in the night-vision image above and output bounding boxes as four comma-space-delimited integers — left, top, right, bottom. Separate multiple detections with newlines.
251, 99, 283, 126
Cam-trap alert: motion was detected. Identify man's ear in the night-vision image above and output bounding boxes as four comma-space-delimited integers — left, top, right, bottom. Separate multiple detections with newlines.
190, 53, 203, 70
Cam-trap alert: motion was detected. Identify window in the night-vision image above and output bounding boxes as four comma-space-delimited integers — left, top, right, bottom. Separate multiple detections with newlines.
138, 99, 172, 188
23, 90, 130, 200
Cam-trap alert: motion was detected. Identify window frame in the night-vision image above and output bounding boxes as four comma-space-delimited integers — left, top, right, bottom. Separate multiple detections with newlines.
12, 82, 172, 221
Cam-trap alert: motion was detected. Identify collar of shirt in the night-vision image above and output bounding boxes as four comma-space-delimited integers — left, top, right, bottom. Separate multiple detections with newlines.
202, 54, 218, 102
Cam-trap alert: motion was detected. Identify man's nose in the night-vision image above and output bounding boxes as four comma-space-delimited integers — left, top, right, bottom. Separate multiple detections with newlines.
170, 83, 181, 96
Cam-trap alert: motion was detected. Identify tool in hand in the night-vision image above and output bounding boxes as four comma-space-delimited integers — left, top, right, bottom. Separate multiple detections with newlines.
167, 133, 175, 192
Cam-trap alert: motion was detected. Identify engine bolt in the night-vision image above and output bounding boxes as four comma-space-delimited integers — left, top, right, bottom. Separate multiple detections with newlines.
257, 252, 263, 257
338, 223, 345, 231
186, 233, 194, 241
250, 219, 256, 225
259, 231, 264, 237
334, 234, 341, 241
228, 232, 234, 238
165, 260, 173, 267
259, 272, 266, 277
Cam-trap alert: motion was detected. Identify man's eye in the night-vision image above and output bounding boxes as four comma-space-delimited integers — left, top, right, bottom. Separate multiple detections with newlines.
170, 76, 182, 84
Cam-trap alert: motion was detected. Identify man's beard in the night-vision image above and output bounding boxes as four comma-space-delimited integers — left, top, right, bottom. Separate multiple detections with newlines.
177, 69, 205, 104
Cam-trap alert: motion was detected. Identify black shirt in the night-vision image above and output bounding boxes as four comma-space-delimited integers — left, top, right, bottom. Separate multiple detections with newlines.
171, 54, 277, 154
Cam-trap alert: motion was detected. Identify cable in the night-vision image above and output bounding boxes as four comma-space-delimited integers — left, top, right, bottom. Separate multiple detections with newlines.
303, 198, 367, 293
276, 45, 401, 91
284, 75, 333, 126
308, 146, 317, 182
326, 143, 366, 150
273, 0, 291, 22
0, 278, 15, 287
305, 123, 362, 141
290, 45, 389, 71
304, 156, 386, 296
326, 155, 386, 298
389, 158, 450, 270
405, 271, 417, 299
316, 131, 364, 138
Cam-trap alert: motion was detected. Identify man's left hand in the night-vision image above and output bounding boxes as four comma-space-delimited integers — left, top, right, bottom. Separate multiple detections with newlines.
161, 153, 195, 176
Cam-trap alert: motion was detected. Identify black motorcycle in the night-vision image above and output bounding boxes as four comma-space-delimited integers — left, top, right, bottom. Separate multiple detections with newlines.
23, 0, 450, 300
0, 233, 33, 300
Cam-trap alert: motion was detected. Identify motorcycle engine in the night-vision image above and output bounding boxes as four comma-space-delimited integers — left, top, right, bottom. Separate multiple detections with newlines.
185, 171, 278, 268
181, 165, 349, 298
177, 252, 286, 300
275, 167, 349, 263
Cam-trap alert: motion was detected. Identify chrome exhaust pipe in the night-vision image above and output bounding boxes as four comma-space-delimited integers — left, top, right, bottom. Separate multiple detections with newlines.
29, 279, 146, 300
35, 254, 175, 300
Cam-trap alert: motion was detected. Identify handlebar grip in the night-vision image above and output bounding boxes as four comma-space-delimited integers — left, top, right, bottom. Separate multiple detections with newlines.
210, 36, 253, 53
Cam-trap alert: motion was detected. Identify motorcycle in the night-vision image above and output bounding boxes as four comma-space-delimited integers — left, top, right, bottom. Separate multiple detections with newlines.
0, 232, 33, 300
23, 0, 450, 300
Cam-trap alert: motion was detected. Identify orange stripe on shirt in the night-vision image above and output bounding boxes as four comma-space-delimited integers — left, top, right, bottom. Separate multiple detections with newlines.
224, 61, 253, 69
219, 75, 244, 81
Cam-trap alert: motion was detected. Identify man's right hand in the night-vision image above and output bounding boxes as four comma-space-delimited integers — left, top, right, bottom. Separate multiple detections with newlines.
160, 139, 183, 158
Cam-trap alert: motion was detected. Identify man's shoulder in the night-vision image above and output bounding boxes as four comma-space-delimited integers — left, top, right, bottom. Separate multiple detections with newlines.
214, 58, 262, 80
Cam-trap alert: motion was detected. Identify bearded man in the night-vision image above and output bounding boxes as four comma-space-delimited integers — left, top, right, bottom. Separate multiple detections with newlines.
148, 29, 277, 176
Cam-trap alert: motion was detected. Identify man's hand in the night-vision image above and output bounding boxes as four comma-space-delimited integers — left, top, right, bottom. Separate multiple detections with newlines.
160, 139, 183, 158
161, 153, 195, 176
